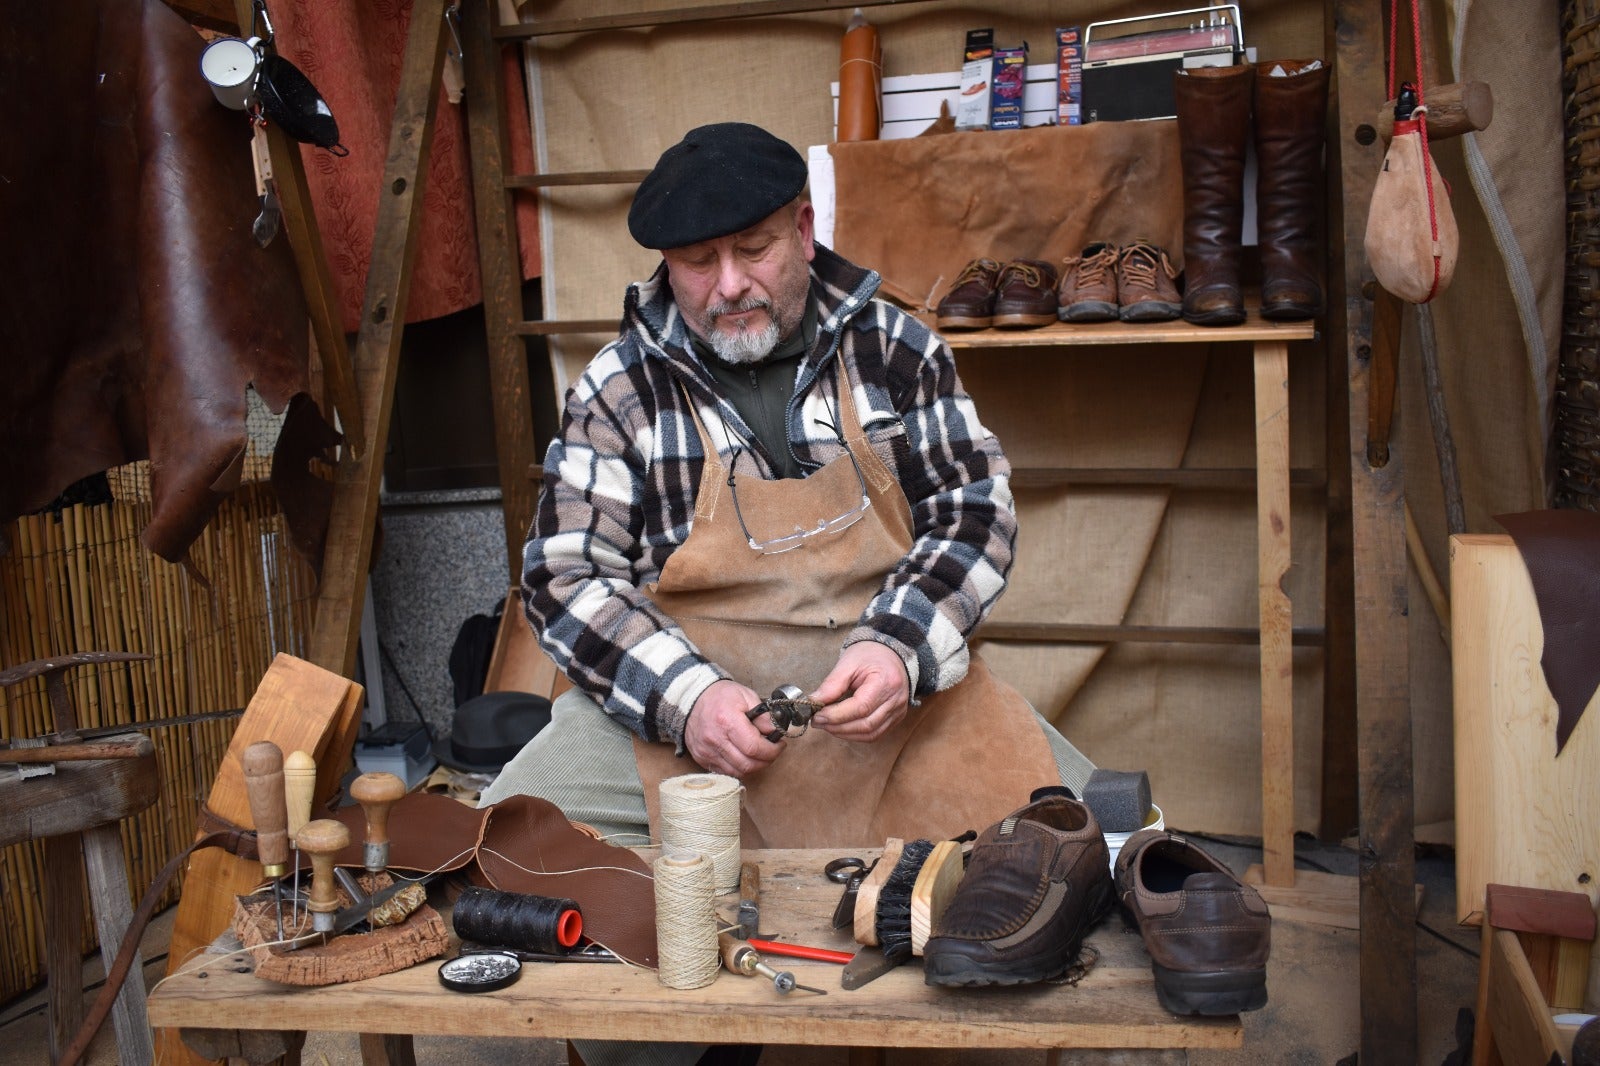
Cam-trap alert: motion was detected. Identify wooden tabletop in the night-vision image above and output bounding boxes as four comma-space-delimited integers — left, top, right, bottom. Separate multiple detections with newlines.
148, 848, 1241, 1050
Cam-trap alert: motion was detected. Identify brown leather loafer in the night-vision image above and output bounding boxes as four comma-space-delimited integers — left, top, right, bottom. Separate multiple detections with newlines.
1057, 242, 1120, 322
923, 794, 1114, 986
991, 259, 1060, 328
935, 257, 1002, 330
1115, 829, 1271, 1015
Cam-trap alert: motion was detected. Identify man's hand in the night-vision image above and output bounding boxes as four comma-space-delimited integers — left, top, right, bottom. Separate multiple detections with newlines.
684, 679, 784, 778
809, 641, 911, 743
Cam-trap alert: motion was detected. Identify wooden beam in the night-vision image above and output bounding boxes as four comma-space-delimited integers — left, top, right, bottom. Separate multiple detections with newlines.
1254, 339, 1294, 887
461, 0, 541, 585
1376, 80, 1493, 142
496, 0, 942, 39
505, 170, 650, 189
1329, 2, 1419, 1061
307, 0, 450, 678
1010, 467, 1325, 490
514, 319, 620, 336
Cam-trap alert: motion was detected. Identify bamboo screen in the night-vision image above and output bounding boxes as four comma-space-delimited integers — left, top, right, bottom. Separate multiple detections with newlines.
0, 455, 317, 1005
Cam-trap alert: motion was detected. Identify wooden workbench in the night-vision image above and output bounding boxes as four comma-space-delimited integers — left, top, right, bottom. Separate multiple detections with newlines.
148, 848, 1241, 1060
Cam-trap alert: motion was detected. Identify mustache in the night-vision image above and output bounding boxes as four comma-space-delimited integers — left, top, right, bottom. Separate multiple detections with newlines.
706, 296, 772, 326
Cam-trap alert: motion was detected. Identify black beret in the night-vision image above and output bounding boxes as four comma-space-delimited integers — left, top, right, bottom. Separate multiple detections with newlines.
628, 122, 808, 250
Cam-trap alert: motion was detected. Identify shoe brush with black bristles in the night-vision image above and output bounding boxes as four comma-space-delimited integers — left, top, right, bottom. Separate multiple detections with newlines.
874, 838, 936, 962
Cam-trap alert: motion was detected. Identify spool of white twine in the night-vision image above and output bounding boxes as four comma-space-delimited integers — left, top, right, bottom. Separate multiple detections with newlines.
653, 850, 720, 989
659, 773, 742, 892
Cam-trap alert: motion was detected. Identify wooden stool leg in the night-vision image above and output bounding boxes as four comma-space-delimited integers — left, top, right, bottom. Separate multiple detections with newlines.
359, 1032, 418, 1065
44, 833, 86, 1063
82, 821, 154, 1064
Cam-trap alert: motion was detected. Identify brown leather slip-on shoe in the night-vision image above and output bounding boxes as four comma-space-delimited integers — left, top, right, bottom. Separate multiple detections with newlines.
1117, 241, 1183, 323
935, 257, 1002, 330
1114, 829, 1271, 1015
922, 793, 1114, 986
1057, 241, 1120, 322
991, 259, 1061, 328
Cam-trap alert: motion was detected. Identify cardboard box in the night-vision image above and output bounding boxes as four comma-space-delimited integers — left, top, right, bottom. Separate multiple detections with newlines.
955, 28, 994, 130
989, 41, 1029, 129
1056, 27, 1083, 125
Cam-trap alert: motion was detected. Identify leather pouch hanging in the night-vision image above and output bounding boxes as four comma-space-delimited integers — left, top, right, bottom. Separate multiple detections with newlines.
1364, 113, 1457, 303
257, 52, 347, 154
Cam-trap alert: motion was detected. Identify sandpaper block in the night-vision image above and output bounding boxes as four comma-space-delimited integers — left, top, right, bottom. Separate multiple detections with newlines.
1083, 769, 1152, 833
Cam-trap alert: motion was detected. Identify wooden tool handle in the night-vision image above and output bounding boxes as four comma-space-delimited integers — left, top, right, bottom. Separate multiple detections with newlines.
283, 749, 317, 839
717, 932, 757, 976
349, 771, 406, 845
241, 741, 289, 874
296, 818, 349, 914
739, 860, 760, 903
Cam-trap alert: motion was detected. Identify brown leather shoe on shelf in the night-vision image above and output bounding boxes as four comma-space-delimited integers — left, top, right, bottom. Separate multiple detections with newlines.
1115, 829, 1271, 1015
934, 257, 1002, 330
1056, 242, 1120, 323
1117, 241, 1183, 323
923, 792, 1114, 986
991, 259, 1060, 328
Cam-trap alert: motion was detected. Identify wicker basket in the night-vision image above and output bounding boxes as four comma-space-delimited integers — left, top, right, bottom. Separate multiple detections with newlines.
1560, 0, 1600, 511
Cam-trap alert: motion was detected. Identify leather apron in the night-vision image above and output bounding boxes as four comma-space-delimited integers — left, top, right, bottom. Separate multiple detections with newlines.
633, 355, 1058, 848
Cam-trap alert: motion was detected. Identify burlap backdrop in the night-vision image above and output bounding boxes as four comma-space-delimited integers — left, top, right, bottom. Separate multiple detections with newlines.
512, 0, 1560, 839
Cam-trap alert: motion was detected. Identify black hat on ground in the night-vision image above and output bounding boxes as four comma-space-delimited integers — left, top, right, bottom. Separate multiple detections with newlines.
628, 122, 808, 250
432, 690, 552, 774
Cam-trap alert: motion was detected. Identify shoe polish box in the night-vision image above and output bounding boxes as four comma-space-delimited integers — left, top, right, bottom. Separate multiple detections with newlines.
1055, 27, 1083, 125
955, 28, 994, 130
989, 41, 1028, 129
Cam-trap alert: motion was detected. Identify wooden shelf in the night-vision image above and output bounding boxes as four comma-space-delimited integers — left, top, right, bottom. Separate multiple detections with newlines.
930, 306, 1318, 348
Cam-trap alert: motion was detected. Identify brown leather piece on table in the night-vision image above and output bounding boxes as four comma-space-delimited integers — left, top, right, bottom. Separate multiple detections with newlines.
1495, 510, 1600, 754
314, 792, 659, 967
0, 0, 333, 565
828, 124, 1182, 316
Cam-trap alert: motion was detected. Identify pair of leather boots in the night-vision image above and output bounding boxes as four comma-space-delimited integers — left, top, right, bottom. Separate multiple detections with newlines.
922, 790, 1270, 1016
1175, 59, 1330, 325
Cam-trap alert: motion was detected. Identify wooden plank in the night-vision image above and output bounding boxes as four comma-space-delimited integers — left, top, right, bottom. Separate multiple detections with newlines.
976, 622, 1325, 647
504, 169, 650, 189
81, 822, 154, 1065
1454, 537, 1600, 924
1328, 2, 1419, 1060
1485, 884, 1598, 942
938, 310, 1316, 348
461, 0, 541, 585
306, 0, 450, 678
1254, 340, 1295, 887
1485, 929, 1565, 1066
1242, 864, 1423, 931
43, 834, 84, 1063
0, 741, 160, 846
482, 590, 569, 700
498, 0, 943, 39
149, 848, 1242, 1050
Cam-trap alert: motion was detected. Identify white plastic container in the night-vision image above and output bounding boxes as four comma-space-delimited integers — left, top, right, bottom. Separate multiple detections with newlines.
1104, 803, 1164, 873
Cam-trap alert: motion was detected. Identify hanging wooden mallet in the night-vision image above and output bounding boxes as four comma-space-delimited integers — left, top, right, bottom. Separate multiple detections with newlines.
350, 771, 406, 874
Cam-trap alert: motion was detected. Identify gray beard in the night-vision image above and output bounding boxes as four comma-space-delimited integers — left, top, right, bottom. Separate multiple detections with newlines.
702, 297, 784, 364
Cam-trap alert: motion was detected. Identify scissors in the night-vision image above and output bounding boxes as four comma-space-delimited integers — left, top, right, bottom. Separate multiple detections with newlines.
824, 855, 876, 930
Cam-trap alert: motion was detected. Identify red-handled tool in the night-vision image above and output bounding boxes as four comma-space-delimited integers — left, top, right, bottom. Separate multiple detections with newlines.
746, 938, 854, 965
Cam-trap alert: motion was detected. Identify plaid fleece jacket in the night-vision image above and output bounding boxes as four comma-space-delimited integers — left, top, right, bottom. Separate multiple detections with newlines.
523, 245, 1017, 747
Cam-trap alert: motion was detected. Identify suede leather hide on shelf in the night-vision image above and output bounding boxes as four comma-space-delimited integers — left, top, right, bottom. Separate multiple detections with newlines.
0, 0, 330, 564
829, 123, 1184, 310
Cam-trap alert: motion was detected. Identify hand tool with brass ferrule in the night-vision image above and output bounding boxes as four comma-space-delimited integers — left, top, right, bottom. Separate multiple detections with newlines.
241, 741, 290, 943
718, 932, 827, 996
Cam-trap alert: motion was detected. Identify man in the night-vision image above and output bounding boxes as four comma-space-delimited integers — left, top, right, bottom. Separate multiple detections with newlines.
481, 122, 1093, 848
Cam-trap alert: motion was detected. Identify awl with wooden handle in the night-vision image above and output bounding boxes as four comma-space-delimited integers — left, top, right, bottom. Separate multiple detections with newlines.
242, 741, 290, 942
350, 771, 406, 874
718, 932, 826, 996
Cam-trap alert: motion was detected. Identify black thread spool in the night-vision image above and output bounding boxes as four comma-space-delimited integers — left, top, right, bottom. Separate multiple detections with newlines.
452, 886, 583, 954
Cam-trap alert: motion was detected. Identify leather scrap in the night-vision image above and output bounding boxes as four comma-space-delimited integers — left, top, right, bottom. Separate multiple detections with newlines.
1495, 510, 1600, 754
